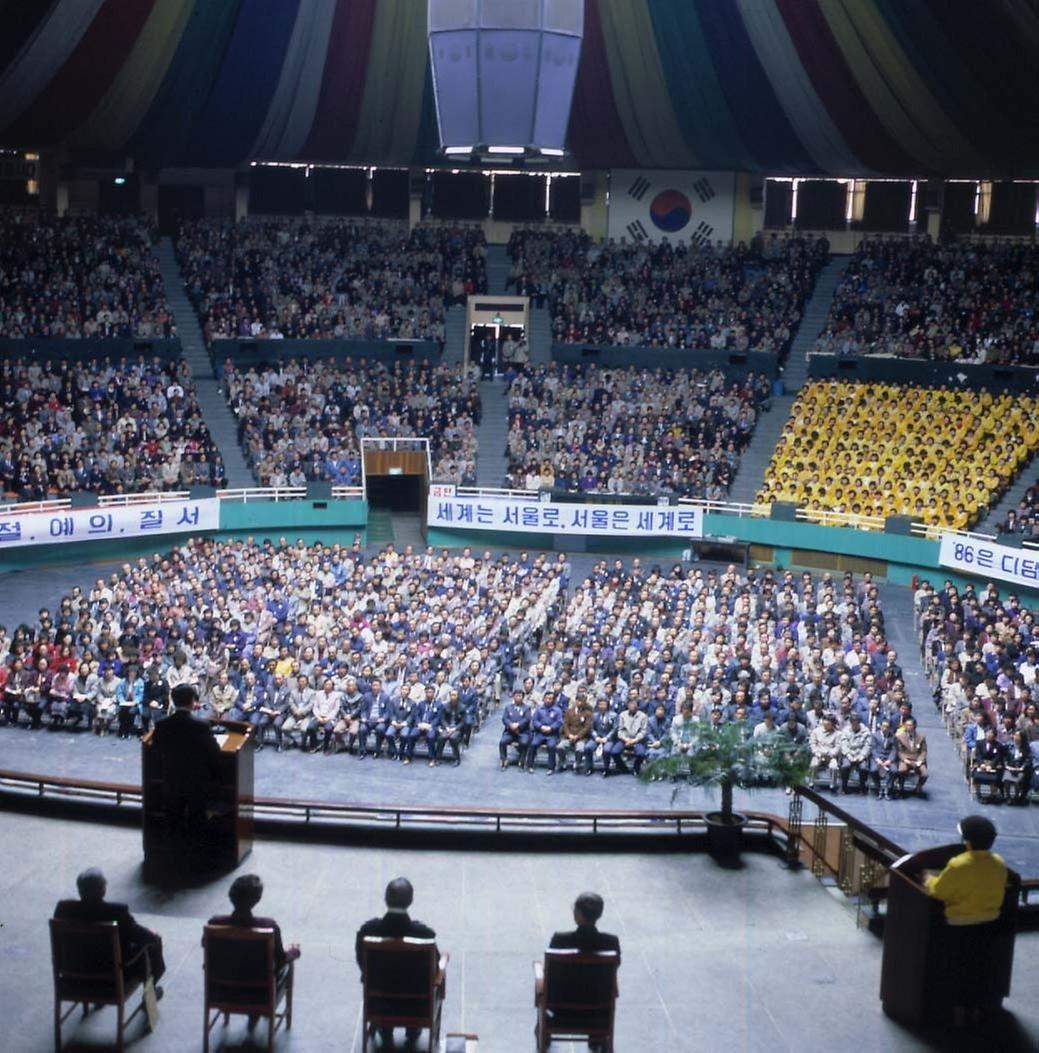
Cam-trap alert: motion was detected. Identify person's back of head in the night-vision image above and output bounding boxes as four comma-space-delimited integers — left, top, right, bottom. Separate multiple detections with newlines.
76, 867, 107, 903
959, 814, 997, 851
385, 877, 414, 912
228, 873, 264, 914
574, 891, 604, 926
170, 683, 197, 710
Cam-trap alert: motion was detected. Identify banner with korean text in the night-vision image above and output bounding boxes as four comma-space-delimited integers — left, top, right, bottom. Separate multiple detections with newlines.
938, 533, 1039, 590
0, 499, 220, 550
427, 496, 704, 539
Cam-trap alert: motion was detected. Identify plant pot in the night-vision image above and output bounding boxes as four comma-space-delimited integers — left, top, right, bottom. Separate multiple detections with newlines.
704, 810, 748, 865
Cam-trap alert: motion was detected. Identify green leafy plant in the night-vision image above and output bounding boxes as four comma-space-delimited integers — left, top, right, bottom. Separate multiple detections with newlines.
639, 721, 812, 824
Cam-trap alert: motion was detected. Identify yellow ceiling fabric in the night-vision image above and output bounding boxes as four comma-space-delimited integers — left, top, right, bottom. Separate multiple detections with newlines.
597, 0, 698, 168
348, 0, 427, 166
72, 0, 193, 151
819, 0, 981, 174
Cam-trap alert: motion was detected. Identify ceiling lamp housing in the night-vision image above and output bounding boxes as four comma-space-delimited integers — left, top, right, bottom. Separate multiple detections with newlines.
428, 0, 584, 157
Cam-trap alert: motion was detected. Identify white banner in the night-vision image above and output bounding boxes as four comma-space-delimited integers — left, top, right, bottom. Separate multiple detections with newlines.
938, 533, 1039, 589
608, 170, 735, 245
427, 496, 703, 539
0, 498, 220, 550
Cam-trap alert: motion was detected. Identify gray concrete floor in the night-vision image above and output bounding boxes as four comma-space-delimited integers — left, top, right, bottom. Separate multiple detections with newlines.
4, 810, 1038, 1052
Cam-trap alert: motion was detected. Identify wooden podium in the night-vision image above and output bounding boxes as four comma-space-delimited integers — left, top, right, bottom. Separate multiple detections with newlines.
142, 720, 254, 873
880, 843, 1019, 1024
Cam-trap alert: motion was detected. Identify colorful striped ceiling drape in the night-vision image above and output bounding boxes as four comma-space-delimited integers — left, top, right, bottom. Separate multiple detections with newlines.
0, 0, 1036, 175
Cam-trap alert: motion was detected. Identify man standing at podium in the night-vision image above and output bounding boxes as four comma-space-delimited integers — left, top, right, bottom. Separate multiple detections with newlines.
152, 683, 221, 860
924, 815, 1008, 1026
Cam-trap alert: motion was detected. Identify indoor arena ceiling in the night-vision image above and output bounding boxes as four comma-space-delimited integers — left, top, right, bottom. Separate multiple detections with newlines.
0, 0, 1037, 176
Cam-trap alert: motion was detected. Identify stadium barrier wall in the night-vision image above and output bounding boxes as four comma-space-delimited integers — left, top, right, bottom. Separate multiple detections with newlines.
551, 342, 778, 376
0, 338, 183, 361
807, 353, 1039, 392
0, 498, 368, 571
211, 338, 442, 369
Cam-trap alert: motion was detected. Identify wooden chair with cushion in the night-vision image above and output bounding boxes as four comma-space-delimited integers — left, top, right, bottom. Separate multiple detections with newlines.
360, 936, 448, 1053
50, 918, 154, 1053
202, 925, 294, 1053
533, 948, 619, 1053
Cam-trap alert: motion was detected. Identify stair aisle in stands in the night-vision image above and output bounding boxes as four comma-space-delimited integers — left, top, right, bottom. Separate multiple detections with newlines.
781, 254, 852, 392
485, 243, 511, 293
727, 394, 794, 506
526, 305, 553, 365
475, 381, 509, 488
979, 451, 1039, 535
442, 304, 466, 365
157, 236, 254, 489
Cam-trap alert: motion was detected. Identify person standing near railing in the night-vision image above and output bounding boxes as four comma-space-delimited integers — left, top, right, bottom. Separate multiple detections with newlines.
923, 816, 1008, 1027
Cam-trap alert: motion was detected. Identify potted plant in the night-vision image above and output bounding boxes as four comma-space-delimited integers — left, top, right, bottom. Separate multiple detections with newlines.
639, 721, 811, 866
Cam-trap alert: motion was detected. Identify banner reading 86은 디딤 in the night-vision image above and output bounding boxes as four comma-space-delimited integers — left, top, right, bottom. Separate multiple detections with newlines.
938, 532, 1039, 590
0, 498, 220, 550
427, 496, 703, 539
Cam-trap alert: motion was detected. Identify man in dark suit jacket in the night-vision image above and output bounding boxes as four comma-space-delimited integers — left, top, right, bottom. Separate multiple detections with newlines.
550, 891, 621, 964
54, 867, 166, 986
356, 878, 438, 1048
207, 873, 300, 979
151, 683, 221, 843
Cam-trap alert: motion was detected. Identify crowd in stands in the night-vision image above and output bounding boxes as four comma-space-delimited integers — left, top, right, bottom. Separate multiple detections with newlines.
0, 540, 564, 766
176, 218, 487, 346
506, 228, 828, 353
0, 355, 225, 497
997, 478, 1039, 538
815, 237, 1039, 363
503, 363, 771, 496
922, 578, 1039, 804
759, 380, 1039, 529
503, 561, 931, 794
223, 358, 481, 486
0, 210, 172, 340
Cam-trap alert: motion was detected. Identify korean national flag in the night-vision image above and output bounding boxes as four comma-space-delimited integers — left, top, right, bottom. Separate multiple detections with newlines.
609, 169, 735, 245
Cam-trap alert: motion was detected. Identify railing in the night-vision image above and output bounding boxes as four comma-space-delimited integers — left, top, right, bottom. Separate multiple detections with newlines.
98, 491, 191, 507
0, 498, 70, 516
217, 487, 306, 503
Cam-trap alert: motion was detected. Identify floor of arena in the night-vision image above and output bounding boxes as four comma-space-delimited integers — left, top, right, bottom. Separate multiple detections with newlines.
1, 555, 1038, 875
2, 809, 1036, 1053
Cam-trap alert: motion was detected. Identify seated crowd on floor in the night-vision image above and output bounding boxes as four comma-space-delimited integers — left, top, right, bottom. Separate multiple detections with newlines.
0, 355, 225, 498
0, 210, 172, 340
175, 217, 487, 346
498, 561, 927, 796
506, 227, 828, 353
923, 578, 1039, 804
759, 380, 1039, 529
223, 357, 481, 487
815, 237, 1039, 363
0, 540, 565, 767
503, 363, 770, 496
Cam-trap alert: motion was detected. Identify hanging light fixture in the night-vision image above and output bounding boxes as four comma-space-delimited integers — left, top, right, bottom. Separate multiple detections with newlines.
428, 0, 584, 159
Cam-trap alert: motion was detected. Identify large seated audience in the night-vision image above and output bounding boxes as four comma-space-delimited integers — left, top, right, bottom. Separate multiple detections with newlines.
815, 236, 1039, 363
0, 539, 563, 765
0, 355, 225, 497
176, 218, 487, 346
504, 363, 771, 496
759, 380, 1039, 529
0, 209, 172, 339
223, 358, 481, 486
506, 227, 828, 354
505, 560, 936, 795
922, 577, 1039, 802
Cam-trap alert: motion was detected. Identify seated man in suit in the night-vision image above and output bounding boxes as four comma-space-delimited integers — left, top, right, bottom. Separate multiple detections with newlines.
151, 683, 222, 859
356, 877, 439, 1049
549, 891, 621, 963
54, 867, 166, 993
207, 873, 301, 977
